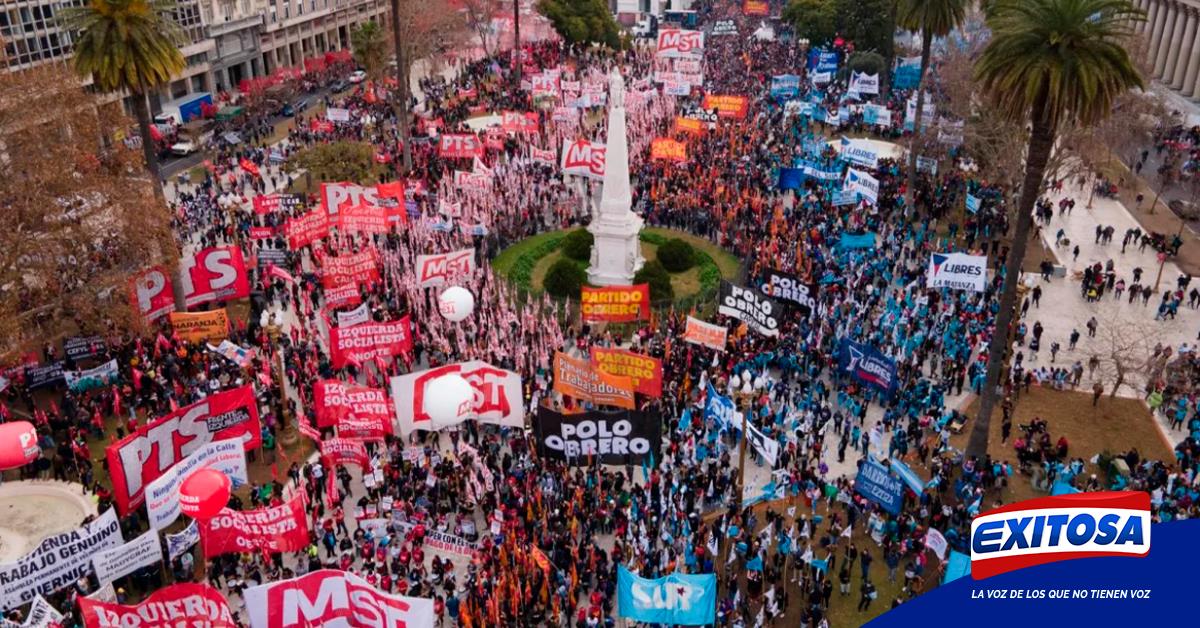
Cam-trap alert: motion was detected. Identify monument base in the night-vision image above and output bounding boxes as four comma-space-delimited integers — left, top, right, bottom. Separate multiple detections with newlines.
588, 217, 645, 286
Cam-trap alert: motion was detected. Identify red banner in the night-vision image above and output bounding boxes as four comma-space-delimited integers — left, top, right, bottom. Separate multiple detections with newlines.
129, 265, 175, 325
702, 94, 750, 119
501, 111, 539, 134
328, 317, 413, 368
650, 138, 688, 161
552, 352, 636, 409
317, 248, 380, 288
320, 437, 370, 467
743, 0, 770, 15
252, 193, 303, 215
243, 570, 434, 628
285, 210, 330, 248
415, 248, 476, 288
183, 246, 251, 308
337, 203, 390, 235
324, 281, 362, 309
438, 133, 484, 159
249, 226, 277, 240
590, 347, 664, 397
310, 119, 333, 133
106, 386, 261, 514
79, 583, 237, 628
560, 138, 606, 179
313, 380, 391, 430
580, 284, 651, 323
200, 493, 309, 557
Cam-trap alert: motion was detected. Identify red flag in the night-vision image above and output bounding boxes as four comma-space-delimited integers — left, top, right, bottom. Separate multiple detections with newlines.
240, 158, 261, 178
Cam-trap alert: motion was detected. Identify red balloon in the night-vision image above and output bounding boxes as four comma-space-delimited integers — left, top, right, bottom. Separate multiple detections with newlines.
0, 421, 39, 471
179, 468, 232, 520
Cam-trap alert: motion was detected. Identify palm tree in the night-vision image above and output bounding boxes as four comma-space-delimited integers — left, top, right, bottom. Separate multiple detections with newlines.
351, 20, 390, 82
968, 0, 1144, 458
898, 0, 967, 211
62, 0, 184, 192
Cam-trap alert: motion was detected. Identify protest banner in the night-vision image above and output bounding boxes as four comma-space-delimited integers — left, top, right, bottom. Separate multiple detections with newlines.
320, 438, 370, 468
78, 583, 236, 628
770, 74, 801, 99
704, 382, 737, 431
845, 168, 880, 205
743, 0, 769, 15
107, 385, 260, 514
656, 29, 704, 58
589, 348, 663, 397
324, 281, 362, 309
91, 530, 162, 585
207, 339, 256, 369
530, 146, 556, 164
760, 270, 818, 317
553, 352, 636, 409
438, 133, 483, 159
169, 309, 229, 343
838, 137, 880, 169
560, 138, 606, 179
144, 438, 248, 530
745, 421, 780, 466
849, 71, 880, 95
336, 303, 371, 328
661, 80, 692, 96
701, 94, 749, 119
718, 282, 783, 337
337, 203, 389, 235
199, 493, 309, 557
711, 19, 738, 36
18, 596, 62, 628
328, 316, 413, 368
64, 335, 107, 362
0, 509, 122, 610
837, 339, 898, 395
181, 246, 250, 308
854, 459, 904, 515
616, 567, 717, 625
580, 284, 650, 323
391, 361, 524, 433
324, 107, 350, 122
535, 408, 661, 466
928, 253, 988, 292
674, 116, 705, 135
415, 248, 476, 288
65, 359, 119, 393
166, 522, 199, 562
317, 248, 380, 288
285, 210, 330, 248
249, 226, 277, 240
252, 193, 303, 215
683, 316, 727, 351
23, 363, 64, 390
650, 138, 688, 161
129, 266, 175, 325
243, 570, 434, 628
966, 191, 982, 214
312, 380, 389, 427
501, 111, 539, 134
680, 106, 719, 129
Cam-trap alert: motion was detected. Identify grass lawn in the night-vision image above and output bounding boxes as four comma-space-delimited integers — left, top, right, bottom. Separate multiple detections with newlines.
642, 227, 742, 279
951, 387, 1173, 503
492, 230, 567, 278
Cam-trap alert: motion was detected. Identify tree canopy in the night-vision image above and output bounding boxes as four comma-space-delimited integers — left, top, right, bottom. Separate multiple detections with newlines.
783, 0, 893, 52
351, 20, 391, 81
537, 0, 624, 49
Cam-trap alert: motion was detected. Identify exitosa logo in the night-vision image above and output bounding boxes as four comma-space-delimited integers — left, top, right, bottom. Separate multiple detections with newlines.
969, 491, 1151, 579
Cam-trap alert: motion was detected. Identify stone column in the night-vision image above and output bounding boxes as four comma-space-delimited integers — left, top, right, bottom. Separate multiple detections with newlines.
1166, 6, 1192, 82
1149, 0, 1169, 66
1173, 9, 1198, 88
1184, 20, 1200, 95
1155, 2, 1180, 78
1136, 0, 1153, 34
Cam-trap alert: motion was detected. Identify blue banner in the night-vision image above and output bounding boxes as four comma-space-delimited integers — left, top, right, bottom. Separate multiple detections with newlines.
831, 190, 857, 206
770, 74, 801, 99
894, 56, 921, 90
616, 566, 718, 626
837, 338, 897, 393
799, 159, 842, 181
807, 49, 839, 74
854, 459, 904, 515
777, 168, 805, 190
966, 192, 982, 214
889, 457, 926, 494
837, 232, 877, 250
704, 382, 736, 431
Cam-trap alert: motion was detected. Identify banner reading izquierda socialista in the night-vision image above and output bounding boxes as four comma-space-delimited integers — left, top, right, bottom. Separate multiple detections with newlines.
198, 493, 309, 558
78, 583, 237, 628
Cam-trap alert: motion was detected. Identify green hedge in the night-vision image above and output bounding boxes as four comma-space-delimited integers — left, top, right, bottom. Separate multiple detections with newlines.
657, 238, 695, 273
509, 234, 566, 288
561, 229, 594, 261
634, 260, 674, 302
544, 258, 588, 297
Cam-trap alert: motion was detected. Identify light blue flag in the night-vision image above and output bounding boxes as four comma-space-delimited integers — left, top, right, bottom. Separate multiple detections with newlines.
966, 192, 982, 214
617, 566, 718, 625
746, 556, 763, 571
944, 550, 971, 583
705, 383, 736, 431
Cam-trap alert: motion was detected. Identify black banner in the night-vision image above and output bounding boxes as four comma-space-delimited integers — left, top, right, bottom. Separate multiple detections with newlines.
256, 248, 289, 267
760, 271, 817, 317
24, 362, 64, 389
681, 107, 719, 128
64, 335, 107, 362
718, 281, 783, 337
535, 408, 661, 466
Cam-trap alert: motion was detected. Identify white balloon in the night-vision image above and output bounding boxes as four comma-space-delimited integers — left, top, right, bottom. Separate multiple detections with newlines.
424, 374, 475, 429
438, 286, 476, 322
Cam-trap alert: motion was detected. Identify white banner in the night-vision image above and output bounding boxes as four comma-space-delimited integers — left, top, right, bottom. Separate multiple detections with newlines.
925, 527, 949, 561
560, 138, 606, 180
17, 596, 62, 628
166, 520, 200, 561
838, 137, 879, 168
337, 303, 371, 328
325, 107, 350, 122
849, 71, 880, 95
0, 509, 123, 610
844, 168, 879, 205
244, 570, 435, 628
927, 253, 988, 292
414, 248, 476, 289
390, 361, 524, 433
91, 530, 163, 585
144, 438, 248, 530
745, 421, 780, 467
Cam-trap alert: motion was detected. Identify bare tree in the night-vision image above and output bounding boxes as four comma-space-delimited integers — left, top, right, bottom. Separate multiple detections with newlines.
460, 0, 504, 59
0, 65, 177, 360
1079, 304, 1158, 399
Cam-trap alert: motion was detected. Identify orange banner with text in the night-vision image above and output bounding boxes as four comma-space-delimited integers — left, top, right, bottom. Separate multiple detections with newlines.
590, 347, 664, 397
553, 352, 636, 409
580, 284, 651, 323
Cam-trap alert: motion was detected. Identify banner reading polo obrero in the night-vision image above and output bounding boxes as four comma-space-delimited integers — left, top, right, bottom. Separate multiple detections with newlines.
718, 282, 783, 337
580, 284, 650, 323
535, 407, 661, 466
590, 347, 663, 397
701, 94, 749, 119
553, 352, 636, 409
650, 138, 688, 162
655, 28, 704, 58
927, 252, 987, 292
617, 566, 717, 626
199, 492, 309, 557
107, 385, 260, 514
437, 133, 483, 159
79, 583, 237, 628
0, 509, 122, 611
561, 138, 606, 180
144, 438, 248, 530
180, 246, 250, 308
243, 569, 435, 628
391, 361, 523, 433
415, 248, 476, 288
328, 316, 413, 368
129, 265, 175, 325
683, 316, 727, 351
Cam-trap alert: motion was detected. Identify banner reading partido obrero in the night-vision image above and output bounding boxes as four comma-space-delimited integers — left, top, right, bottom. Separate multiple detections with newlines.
580, 284, 650, 323
590, 347, 663, 397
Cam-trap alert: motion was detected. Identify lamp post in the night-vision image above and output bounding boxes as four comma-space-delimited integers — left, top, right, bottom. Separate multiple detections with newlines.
263, 310, 296, 446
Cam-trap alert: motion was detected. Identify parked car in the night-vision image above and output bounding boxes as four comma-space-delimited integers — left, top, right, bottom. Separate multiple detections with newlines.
281, 98, 312, 117
329, 79, 350, 93
170, 140, 198, 156
349, 70, 367, 84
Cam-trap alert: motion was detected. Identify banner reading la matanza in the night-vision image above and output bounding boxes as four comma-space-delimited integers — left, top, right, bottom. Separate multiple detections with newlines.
581, 284, 650, 323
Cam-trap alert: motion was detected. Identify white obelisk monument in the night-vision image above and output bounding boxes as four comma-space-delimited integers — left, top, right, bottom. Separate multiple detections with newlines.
588, 68, 645, 286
